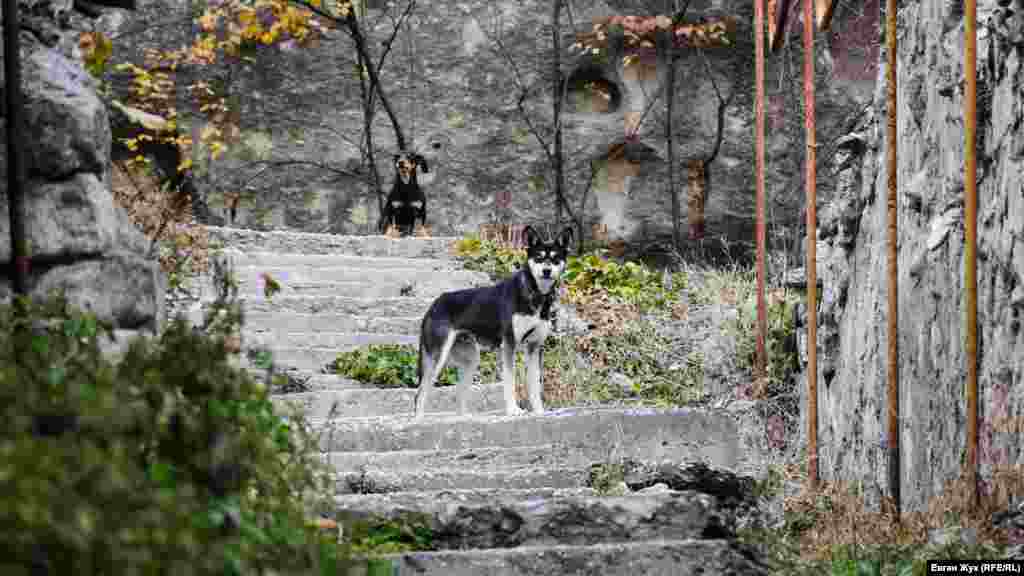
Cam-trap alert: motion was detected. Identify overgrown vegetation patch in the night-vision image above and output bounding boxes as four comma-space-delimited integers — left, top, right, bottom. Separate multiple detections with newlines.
329, 343, 501, 388
0, 289, 346, 575
741, 461, 1024, 576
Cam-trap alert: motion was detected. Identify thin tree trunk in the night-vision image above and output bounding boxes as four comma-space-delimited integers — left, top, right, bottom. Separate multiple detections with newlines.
666, 1, 680, 251
341, 9, 407, 151
358, 51, 385, 230
552, 0, 564, 227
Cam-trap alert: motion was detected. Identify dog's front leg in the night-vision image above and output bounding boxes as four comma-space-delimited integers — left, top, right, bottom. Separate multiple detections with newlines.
525, 343, 544, 414
501, 341, 525, 416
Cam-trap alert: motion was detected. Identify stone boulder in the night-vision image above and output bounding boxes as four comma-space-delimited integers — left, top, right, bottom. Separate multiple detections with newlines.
1, 3, 164, 335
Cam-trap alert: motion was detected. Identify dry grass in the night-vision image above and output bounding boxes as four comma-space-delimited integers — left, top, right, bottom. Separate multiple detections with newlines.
110, 160, 211, 286
753, 452, 1024, 572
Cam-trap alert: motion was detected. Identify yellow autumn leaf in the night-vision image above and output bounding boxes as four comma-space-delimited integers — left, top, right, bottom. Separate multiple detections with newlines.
178, 157, 194, 172
200, 124, 220, 141
237, 8, 257, 27
199, 10, 218, 32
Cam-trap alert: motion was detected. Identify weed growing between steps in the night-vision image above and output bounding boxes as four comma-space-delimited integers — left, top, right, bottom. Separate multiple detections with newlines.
0, 291, 354, 575
589, 462, 628, 495
344, 513, 436, 554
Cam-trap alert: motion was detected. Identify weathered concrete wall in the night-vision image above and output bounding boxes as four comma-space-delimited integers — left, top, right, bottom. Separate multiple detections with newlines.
107, 0, 872, 251
800, 0, 1024, 511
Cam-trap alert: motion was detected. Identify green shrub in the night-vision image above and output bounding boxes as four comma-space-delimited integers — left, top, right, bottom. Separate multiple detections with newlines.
564, 252, 684, 312
0, 290, 346, 575
329, 344, 502, 389
452, 234, 526, 280
728, 287, 801, 391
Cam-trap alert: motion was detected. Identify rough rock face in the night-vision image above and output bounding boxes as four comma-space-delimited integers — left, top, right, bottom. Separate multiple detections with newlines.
111, 0, 871, 253
1, 3, 165, 334
800, 0, 1024, 510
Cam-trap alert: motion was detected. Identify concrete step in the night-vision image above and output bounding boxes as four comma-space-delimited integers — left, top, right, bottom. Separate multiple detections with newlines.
216, 265, 485, 292
334, 463, 588, 494
189, 309, 422, 337
204, 295, 435, 317
199, 278, 458, 300
326, 440, 757, 494
243, 331, 417, 350
259, 370, 374, 393
333, 487, 728, 549
316, 407, 752, 473
255, 339, 419, 371
348, 539, 768, 576
326, 441, 688, 475
271, 382, 505, 419
204, 225, 460, 259
216, 251, 465, 272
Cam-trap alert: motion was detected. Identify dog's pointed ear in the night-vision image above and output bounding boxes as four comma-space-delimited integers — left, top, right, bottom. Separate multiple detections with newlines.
557, 226, 575, 248
524, 225, 542, 247
393, 154, 401, 165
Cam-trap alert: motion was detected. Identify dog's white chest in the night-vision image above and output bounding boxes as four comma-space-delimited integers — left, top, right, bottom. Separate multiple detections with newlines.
512, 313, 550, 346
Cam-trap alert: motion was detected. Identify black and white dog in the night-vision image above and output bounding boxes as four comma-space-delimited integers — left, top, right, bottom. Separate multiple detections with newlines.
380, 152, 429, 235
414, 225, 574, 418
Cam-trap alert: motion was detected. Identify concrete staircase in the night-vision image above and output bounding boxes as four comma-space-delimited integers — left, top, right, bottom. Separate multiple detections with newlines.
188, 226, 768, 576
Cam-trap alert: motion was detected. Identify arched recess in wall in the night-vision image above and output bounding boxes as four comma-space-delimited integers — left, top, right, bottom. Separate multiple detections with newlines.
589, 140, 662, 243
562, 65, 623, 115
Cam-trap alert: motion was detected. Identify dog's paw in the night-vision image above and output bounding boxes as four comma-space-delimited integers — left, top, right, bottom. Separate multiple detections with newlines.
505, 405, 527, 417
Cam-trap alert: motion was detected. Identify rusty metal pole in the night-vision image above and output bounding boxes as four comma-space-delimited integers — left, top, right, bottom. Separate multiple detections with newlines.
964, 0, 980, 509
755, 0, 768, 382
4, 0, 30, 295
885, 0, 901, 516
802, 0, 818, 489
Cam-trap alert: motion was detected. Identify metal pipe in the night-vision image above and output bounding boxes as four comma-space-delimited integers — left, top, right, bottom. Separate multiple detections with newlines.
755, 0, 768, 383
964, 0, 980, 509
802, 0, 818, 489
885, 0, 901, 516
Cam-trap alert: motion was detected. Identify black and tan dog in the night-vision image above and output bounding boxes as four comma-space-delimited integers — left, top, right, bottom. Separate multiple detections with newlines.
380, 152, 429, 235
414, 225, 574, 418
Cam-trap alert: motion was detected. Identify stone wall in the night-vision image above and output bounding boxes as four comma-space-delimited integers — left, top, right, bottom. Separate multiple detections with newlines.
107, 0, 874, 252
800, 0, 1024, 511
1, 1, 165, 337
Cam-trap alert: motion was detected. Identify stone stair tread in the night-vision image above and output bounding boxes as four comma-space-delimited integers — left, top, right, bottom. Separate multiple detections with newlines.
214, 251, 467, 270
334, 464, 588, 494
270, 382, 504, 418
351, 539, 767, 576
189, 310, 422, 338
256, 371, 376, 392
197, 295, 436, 316
251, 341, 418, 371
333, 487, 724, 549
325, 441, 685, 473
204, 226, 461, 259
315, 407, 748, 468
